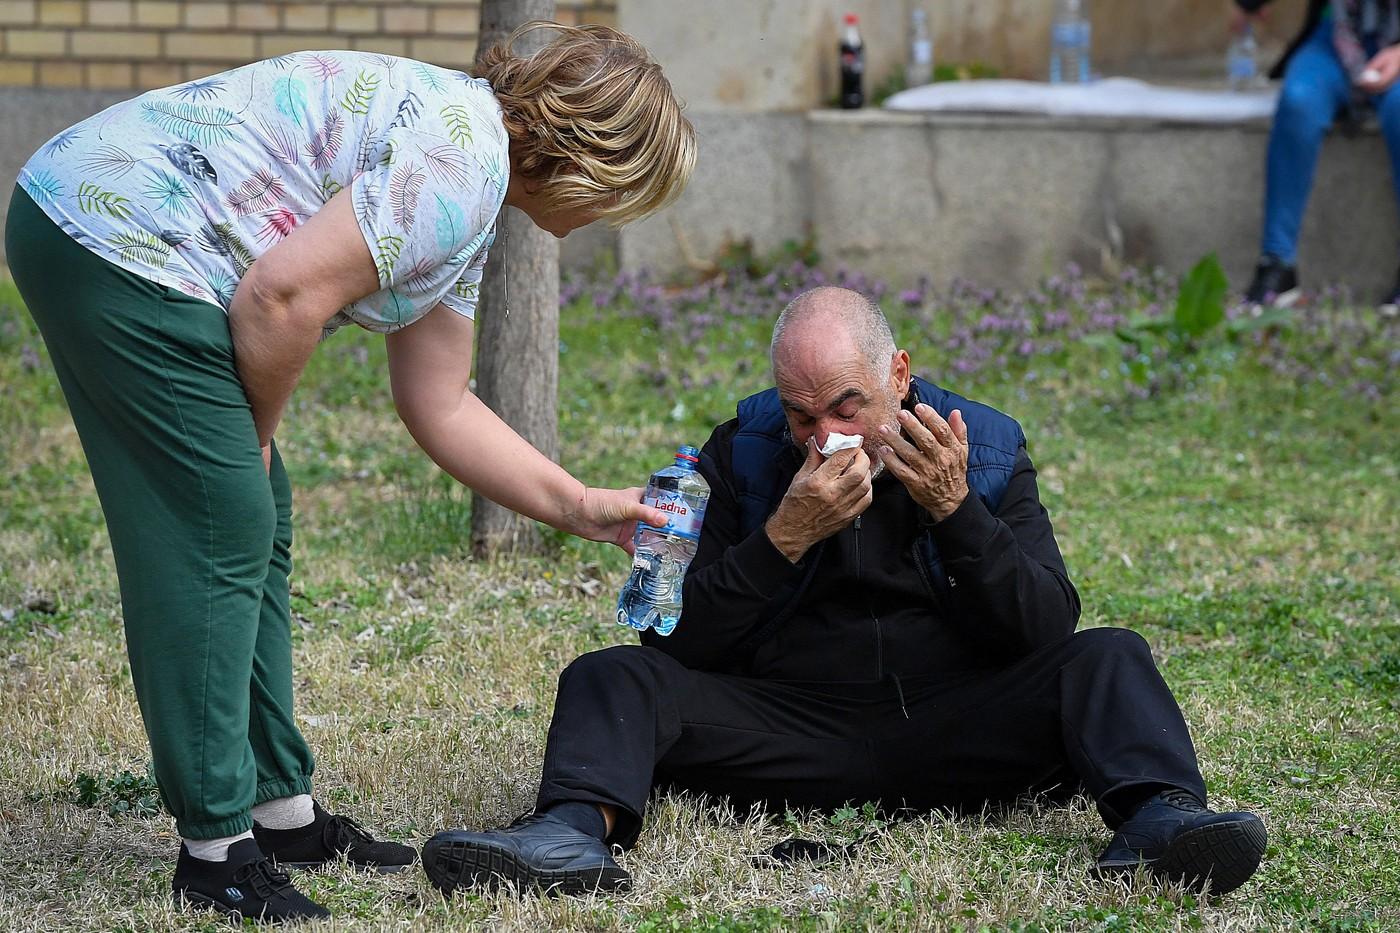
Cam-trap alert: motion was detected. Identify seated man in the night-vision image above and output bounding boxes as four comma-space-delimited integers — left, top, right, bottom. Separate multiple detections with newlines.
421, 286, 1267, 897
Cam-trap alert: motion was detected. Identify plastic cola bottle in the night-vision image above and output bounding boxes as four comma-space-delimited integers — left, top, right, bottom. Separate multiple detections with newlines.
839, 13, 865, 109
616, 446, 710, 636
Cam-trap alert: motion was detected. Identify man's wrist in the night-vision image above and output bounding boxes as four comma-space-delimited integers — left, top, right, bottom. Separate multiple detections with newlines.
763, 515, 809, 564
921, 484, 969, 523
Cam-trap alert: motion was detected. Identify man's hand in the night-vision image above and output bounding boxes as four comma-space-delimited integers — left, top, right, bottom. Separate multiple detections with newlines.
765, 439, 874, 563
1357, 44, 1400, 94
877, 404, 969, 522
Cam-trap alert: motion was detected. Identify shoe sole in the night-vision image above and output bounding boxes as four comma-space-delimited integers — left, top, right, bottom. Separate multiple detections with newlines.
1096, 816, 1267, 896
1244, 287, 1302, 309
421, 836, 631, 897
176, 891, 247, 926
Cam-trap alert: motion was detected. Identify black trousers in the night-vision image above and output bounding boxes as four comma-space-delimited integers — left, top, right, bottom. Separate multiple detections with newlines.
536, 628, 1207, 848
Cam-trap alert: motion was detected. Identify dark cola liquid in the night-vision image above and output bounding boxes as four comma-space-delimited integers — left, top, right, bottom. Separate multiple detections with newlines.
840, 38, 864, 108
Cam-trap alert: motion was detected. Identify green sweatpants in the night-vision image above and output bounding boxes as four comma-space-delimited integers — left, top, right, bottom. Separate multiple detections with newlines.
5, 188, 314, 839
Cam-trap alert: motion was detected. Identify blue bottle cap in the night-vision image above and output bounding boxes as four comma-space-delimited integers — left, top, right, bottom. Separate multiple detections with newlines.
676, 445, 700, 464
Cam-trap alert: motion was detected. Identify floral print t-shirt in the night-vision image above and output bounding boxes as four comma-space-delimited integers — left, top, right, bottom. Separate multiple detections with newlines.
19, 51, 509, 336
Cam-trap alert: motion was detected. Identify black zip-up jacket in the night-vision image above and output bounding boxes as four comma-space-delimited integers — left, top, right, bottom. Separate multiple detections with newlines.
641, 402, 1081, 682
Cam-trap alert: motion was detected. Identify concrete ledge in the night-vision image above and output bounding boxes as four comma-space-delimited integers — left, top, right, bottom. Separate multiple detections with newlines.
621, 108, 1398, 296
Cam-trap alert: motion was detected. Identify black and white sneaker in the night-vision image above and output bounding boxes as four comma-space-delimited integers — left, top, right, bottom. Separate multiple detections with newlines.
422, 812, 631, 897
1378, 264, 1400, 317
254, 801, 415, 873
1094, 789, 1267, 895
172, 837, 330, 924
1243, 255, 1301, 307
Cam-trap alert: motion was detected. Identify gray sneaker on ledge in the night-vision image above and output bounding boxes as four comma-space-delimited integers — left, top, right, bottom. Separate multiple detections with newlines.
422, 812, 631, 897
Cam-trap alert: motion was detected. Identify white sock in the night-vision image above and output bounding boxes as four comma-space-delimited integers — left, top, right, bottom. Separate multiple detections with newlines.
251, 793, 315, 830
183, 830, 254, 862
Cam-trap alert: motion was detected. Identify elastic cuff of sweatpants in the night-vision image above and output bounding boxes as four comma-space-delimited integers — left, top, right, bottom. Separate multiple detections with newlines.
254, 774, 314, 807
178, 812, 255, 841
537, 786, 644, 851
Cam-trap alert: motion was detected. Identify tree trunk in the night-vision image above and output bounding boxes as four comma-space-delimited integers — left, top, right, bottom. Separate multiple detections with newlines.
470, 0, 560, 557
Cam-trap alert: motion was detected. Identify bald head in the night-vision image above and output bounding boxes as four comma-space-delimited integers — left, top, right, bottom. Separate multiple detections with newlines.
770, 286, 896, 381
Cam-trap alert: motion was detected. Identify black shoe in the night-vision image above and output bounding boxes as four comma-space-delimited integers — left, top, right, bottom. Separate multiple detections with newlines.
1094, 789, 1267, 895
1243, 256, 1300, 306
421, 812, 631, 897
1379, 266, 1400, 316
253, 802, 415, 873
172, 837, 330, 924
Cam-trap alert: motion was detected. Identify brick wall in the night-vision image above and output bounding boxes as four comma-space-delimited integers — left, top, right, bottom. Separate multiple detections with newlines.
0, 1, 616, 90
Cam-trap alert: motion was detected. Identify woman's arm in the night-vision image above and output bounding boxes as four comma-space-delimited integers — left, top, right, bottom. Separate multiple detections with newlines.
385, 302, 664, 549
228, 188, 380, 448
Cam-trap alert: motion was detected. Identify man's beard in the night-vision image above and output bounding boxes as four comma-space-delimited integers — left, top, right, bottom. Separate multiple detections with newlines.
865, 444, 886, 480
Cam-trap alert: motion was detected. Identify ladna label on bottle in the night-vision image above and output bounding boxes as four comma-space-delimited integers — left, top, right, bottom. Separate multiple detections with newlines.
648, 489, 703, 540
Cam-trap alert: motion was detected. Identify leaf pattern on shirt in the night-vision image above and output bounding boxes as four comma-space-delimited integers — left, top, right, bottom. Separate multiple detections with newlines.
389, 162, 425, 231
109, 231, 171, 268
421, 144, 470, 187
274, 74, 309, 128
388, 91, 422, 130
375, 234, 405, 283
412, 63, 446, 92
305, 54, 344, 80
255, 207, 302, 246
139, 100, 241, 147
254, 116, 300, 166
21, 170, 63, 203
76, 182, 133, 220
142, 169, 196, 217
317, 173, 344, 203
440, 105, 473, 147
225, 169, 285, 217
172, 78, 227, 102
81, 144, 143, 180
434, 194, 465, 251
305, 110, 345, 172
342, 70, 382, 116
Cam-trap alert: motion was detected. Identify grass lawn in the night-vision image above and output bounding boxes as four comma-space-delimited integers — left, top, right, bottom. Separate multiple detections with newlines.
0, 263, 1396, 931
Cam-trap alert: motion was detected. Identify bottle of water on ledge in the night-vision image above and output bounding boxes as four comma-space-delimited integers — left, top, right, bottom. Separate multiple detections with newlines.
617, 445, 710, 636
1227, 21, 1259, 91
1050, 0, 1092, 84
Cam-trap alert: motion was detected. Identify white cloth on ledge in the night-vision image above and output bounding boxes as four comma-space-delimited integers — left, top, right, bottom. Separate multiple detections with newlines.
883, 77, 1278, 123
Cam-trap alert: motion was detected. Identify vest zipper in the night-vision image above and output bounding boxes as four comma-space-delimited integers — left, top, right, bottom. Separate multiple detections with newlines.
854, 515, 884, 681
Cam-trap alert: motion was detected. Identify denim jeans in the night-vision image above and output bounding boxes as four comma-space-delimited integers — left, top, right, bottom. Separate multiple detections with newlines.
1263, 18, 1400, 263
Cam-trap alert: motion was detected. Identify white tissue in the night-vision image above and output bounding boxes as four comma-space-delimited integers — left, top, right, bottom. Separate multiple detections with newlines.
819, 432, 864, 457
1361, 68, 1383, 84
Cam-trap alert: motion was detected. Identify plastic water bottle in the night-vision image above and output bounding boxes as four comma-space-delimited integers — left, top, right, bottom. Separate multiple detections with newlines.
616, 446, 710, 636
1227, 21, 1258, 90
839, 13, 865, 109
906, 8, 934, 89
1049, 0, 1092, 84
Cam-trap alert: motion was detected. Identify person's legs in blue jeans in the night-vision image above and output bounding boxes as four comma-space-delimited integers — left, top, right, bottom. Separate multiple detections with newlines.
1370, 82, 1400, 301
1261, 21, 1353, 265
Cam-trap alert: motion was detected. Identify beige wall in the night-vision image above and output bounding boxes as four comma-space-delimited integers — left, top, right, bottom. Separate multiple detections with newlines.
620, 0, 1309, 113
0, 0, 615, 91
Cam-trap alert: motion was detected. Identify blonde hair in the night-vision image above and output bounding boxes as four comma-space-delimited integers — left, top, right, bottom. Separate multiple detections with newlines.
475, 22, 696, 226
